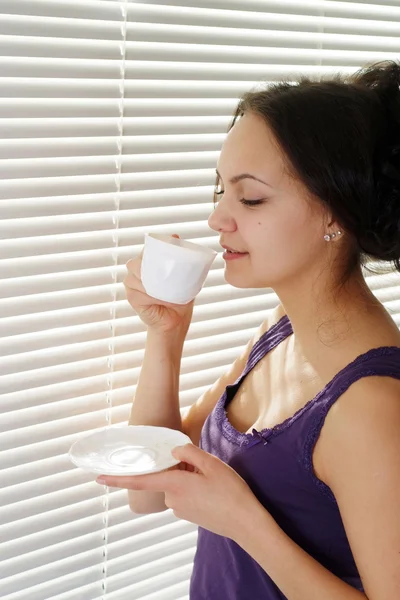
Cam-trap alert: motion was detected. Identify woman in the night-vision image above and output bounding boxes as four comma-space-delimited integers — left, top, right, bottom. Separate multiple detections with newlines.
96, 60, 400, 599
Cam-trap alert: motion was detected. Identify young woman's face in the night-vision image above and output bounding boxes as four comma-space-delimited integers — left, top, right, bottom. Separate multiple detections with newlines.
208, 112, 330, 290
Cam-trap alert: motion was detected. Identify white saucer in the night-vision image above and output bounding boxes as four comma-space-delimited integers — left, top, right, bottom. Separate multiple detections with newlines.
68, 425, 192, 476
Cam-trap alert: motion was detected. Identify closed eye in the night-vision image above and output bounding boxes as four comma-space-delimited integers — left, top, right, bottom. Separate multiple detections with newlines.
214, 191, 265, 207
240, 199, 265, 206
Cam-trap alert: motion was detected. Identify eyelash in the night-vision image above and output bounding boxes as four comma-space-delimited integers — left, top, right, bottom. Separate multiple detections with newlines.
214, 190, 264, 207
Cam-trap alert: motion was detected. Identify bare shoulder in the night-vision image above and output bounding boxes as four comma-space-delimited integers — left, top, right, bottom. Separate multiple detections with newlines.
326, 374, 400, 427
319, 374, 400, 483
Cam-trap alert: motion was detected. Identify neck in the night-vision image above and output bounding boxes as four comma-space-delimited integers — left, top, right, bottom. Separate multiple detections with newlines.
275, 265, 392, 364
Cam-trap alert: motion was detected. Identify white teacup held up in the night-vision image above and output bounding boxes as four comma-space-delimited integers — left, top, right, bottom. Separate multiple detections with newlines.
140, 233, 218, 305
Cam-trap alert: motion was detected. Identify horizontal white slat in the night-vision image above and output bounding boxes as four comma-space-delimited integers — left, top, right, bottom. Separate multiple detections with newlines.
124, 61, 358, 81
42, 582, 102, 600
0, 56, 124, 79
106, 561, 193, 600
0, 136, 122, 161
0, 220, 212, 262
0, 76, 257, 98
0, 34, 122, 60
0, 266, 121, 300
0, 203, 211, 240
0, 100, 122, 121
0, 151, 218, 183
0, 155, 121, 181
0, 1, 124, 22
126, 1, 400, 34
124, 41, 399, 66
0, 185, 213, 218
0, 117, 123, 140
0, 167, 216, 202
139, 582, 190, 600
0, 116, 229, 141
128, 16, 400, 51
131, 0, 400, 20
0, 99, 234, 120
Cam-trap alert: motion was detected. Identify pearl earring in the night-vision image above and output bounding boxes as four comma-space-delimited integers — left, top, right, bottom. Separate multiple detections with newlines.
324, 230, 342, 241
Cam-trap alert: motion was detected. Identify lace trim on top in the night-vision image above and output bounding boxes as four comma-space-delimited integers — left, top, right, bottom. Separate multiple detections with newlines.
214, 315, 400, 450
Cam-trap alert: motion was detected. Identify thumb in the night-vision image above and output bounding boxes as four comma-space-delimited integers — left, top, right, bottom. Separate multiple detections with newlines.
171, 443, 212, 474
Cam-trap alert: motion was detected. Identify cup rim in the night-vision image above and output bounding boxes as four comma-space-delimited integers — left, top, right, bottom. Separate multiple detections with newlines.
145, 233, 217, 257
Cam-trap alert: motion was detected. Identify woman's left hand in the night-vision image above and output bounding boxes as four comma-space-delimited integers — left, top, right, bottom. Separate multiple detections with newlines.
96, 443, 264, 540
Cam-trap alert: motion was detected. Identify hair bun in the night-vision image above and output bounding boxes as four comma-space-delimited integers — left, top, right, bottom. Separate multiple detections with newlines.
352, 61, 400, 264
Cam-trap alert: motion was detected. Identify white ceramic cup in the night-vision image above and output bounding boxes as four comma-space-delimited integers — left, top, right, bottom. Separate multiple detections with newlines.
140, 233, 218, 304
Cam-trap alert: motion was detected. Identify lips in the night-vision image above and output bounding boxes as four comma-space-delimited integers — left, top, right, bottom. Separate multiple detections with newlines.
221, 244, 248, 254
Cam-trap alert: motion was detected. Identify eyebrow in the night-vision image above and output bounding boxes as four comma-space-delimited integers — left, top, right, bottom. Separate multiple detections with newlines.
215, 169, 273, 188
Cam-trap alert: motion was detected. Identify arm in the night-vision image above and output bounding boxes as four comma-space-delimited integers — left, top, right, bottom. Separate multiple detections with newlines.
128, 326, 185, 514
233, 376, 400, 600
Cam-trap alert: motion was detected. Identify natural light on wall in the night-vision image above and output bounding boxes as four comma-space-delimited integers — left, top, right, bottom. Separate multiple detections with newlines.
0, 0, 400, 599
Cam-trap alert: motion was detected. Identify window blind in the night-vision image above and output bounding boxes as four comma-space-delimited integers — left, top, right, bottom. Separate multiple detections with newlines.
1, 1, 399, 599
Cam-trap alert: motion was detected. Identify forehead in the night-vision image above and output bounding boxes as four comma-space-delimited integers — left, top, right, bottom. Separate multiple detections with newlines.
217, 112, 284, 180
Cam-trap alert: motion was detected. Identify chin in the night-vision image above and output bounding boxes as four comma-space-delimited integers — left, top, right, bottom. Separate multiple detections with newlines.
223, 270, 261, 289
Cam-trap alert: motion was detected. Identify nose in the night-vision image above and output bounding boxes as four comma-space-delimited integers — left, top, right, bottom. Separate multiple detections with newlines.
208, 199, 237, 234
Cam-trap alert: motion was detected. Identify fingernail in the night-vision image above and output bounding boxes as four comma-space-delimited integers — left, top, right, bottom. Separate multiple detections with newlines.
96, 477, 106, 485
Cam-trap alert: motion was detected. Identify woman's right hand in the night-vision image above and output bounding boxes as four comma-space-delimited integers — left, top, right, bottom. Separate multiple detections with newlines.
124, 234, 195, 335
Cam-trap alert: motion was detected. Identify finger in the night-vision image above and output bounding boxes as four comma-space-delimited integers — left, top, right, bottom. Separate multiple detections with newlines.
95, 469, 186, 492
171, 444, 213, 474
125, 257, 142, 280
123, 272, 146, 295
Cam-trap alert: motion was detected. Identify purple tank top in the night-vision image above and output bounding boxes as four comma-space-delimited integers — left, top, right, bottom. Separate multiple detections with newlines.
190, 315, 400, 599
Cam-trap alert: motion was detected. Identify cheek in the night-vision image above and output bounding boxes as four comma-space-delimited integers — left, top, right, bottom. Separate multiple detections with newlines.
250, 214, 323, 272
